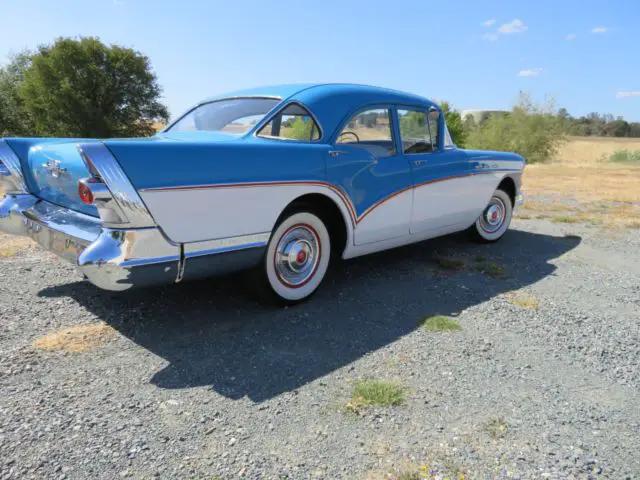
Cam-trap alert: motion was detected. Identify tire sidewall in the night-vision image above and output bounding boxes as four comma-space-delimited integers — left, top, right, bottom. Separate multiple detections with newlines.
265, 212, 331, 302
474, 189, 513, 242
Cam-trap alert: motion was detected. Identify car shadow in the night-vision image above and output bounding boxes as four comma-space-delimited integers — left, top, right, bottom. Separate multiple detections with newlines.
38, 229, 581, 402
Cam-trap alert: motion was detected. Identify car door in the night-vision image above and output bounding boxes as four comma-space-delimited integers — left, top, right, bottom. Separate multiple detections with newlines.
326, 106, 413, 245
398, 106, 494, 235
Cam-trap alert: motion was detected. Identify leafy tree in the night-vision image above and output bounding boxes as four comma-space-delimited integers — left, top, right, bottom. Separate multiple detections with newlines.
285, 117, 317, 140
466, 92, 566, 163
440, 101, 466, 147
18, 37, 168, 138
399, 110, 428, 139
0, 51, 34, 136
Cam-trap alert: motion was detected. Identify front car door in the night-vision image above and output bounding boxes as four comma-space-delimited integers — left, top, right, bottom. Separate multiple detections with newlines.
398, 106, 495, 235
326, 106, 413, 245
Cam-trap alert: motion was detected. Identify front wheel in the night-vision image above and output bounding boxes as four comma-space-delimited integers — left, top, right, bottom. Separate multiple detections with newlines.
254, 210, 331, 305
468, 188, 513, 243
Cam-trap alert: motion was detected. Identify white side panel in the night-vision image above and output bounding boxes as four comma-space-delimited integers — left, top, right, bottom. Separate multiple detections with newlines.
354, 189, 412, 245
141, 184, 354, 245
410, 173, 504, 235
344, 221, 462, 260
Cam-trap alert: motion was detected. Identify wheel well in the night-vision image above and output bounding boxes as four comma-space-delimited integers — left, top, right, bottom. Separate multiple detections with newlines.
280, 193, 349, 256
498, 176, 516, 206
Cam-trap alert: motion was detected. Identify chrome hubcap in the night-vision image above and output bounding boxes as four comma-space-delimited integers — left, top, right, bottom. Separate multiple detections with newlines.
275, 225, 320, 286
479, 197, 506, 233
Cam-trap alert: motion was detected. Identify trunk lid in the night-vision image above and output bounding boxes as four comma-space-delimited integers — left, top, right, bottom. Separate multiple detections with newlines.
27, 142, 99, 217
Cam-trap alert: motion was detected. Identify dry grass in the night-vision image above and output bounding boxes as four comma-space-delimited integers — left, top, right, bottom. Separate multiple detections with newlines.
522, 138, 640, 229
485, 417, 509, 439
508, 294, 540, 309
33, 323, 116, 353
554, 136, 640, 165
0, 234, 35, 258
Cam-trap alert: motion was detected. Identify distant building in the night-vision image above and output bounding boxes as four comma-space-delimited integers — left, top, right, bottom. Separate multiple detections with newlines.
460, 109, 509, 124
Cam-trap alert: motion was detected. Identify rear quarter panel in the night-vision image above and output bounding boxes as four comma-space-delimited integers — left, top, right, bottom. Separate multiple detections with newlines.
106, 138, 335, 243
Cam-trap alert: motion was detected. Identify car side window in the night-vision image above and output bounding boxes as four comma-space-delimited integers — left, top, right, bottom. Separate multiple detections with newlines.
398, 108, 440, 154
257, 103, 321, 141
336, 108, 395, 157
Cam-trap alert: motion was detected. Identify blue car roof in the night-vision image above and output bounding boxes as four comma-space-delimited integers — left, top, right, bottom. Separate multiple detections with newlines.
198, 83, 438, 139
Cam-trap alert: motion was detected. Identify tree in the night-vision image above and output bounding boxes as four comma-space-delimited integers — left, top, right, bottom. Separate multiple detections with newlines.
440, 101, 466, 147
18, 37, 168, 138
0, 51, 34, 136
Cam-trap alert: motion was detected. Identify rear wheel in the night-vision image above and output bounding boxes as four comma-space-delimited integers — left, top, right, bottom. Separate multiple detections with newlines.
254, 210, 331, 305
469, 188, 513, 243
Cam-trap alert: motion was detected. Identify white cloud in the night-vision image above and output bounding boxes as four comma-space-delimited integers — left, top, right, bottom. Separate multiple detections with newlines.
518, 68, 543, 77
591, 26, 607, 34
616, 91, 640, 99
498, 19, 528, 34
482, 33, 499, 41
566, 34, 577, 40
483, 19, 496, 27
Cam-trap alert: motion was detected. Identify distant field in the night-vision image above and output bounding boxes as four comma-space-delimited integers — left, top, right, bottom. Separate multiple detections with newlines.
553, 135, 640, 164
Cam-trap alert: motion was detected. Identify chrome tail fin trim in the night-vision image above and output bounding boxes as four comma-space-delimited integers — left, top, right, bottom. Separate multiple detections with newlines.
77, 143, 155, 228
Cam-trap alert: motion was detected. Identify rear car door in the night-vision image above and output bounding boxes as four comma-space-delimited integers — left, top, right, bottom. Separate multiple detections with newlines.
398, 107, 490, 234
326, 106, 413, 245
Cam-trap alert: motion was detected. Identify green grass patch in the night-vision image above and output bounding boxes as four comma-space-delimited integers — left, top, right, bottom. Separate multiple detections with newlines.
475, 260, 505, 278
420, 315, 461, 332
347, 380, 405, 412
434, 255, 466, 271
609, 149, 640, 164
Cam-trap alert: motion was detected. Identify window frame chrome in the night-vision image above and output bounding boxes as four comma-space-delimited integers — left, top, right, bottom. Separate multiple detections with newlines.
332, 103, 398, 157
253, 100, 324, 143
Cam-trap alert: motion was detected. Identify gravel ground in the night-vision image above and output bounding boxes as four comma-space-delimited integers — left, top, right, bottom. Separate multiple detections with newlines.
1, 217, 639, 479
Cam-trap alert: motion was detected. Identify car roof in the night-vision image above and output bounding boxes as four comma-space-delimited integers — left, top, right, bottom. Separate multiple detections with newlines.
200, 83, 438, 139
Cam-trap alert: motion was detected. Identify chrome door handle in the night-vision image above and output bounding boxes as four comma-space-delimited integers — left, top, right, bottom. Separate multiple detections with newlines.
412, 160, 425, 167
328, 150, 350, 158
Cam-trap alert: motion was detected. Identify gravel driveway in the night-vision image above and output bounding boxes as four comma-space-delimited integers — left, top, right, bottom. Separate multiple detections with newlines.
1, 217, 639, 479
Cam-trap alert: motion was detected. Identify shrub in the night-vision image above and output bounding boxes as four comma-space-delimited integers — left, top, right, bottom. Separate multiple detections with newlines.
465, 92, 566, 163
609, 150, 640, 163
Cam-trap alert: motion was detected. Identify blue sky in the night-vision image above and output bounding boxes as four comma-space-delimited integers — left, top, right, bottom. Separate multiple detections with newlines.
1, 0, 638, 121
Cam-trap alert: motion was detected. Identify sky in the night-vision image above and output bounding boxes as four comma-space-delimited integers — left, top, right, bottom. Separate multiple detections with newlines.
1, 0, 639, 121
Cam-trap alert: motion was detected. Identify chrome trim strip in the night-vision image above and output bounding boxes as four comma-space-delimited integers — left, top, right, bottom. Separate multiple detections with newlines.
186, 241, 268, 258
183, 232, 271, 258
0, 141, 27, 193
77, 143, 156, 228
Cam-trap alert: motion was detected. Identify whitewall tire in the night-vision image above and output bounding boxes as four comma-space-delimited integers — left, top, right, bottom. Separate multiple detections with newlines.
257, 211, 331, 305
469, 188, 513, 243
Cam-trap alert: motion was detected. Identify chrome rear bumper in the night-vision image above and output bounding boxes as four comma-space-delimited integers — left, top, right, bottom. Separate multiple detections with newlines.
0, 194, 179, 291
0, 194, 267, 291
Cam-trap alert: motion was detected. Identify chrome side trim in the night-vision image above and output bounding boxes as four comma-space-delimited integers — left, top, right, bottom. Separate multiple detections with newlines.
0, 141, 27, 193
183, 232, 271, 258
77, 143, 155, 228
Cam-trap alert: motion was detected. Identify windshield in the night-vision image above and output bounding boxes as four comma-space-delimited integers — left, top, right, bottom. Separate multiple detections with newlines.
168, 98, 281, 134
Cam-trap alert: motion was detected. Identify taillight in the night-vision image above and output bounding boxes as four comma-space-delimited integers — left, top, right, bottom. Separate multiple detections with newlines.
78, 179, 96, 205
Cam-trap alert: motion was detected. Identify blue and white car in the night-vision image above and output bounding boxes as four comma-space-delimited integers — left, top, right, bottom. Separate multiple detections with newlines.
0, 83, 524, 304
